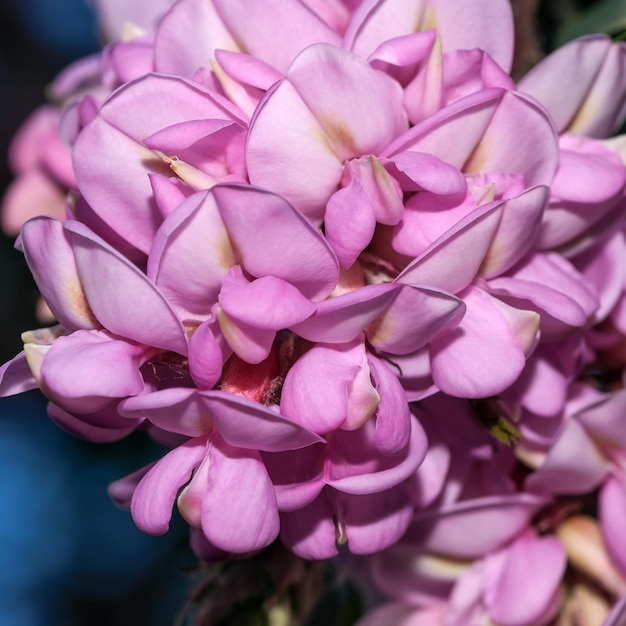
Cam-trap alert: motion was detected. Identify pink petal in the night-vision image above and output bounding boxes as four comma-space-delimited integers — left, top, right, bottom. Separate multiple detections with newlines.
368, 284, 465, 355
148, 190, 234, 320
188, 316, 231, 389
73, 74, 242, 254
0, 352, 37, 396
328, 415, 427, 494
201, 390, 324, 451
216, 307, 276, 364
340, 486, 413, 554
40, 330, 149, 414
212, 184, 339, 299
429, 286, 529, 398
20, 217, 99, 331
487, 252, 599, 335
406, 493, 549, 559
291, 283, 400, 344
48, 401, 140, 443
386, 151, 466, 195
280, 491, 338, 560
600, 476, 626, 577
65, 221, 188, 355
368, 354, 411, 455
525, 418, 608, 495
200, 437, 279, 553
262, 444, 326, 511
281, 339, 379, 433
484, 531, 565, 626
396, 202, 503, 294
131, 436, 209, 534
219, 269, 316, 329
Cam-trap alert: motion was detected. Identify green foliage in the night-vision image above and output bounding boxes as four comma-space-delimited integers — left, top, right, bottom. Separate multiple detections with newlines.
539, 0, 626, 46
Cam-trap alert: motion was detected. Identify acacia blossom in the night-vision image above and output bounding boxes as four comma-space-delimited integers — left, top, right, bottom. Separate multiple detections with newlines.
2, 0, 626, 623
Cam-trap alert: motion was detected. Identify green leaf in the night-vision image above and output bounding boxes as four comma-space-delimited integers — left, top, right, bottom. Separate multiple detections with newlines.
555, 0, 626, 45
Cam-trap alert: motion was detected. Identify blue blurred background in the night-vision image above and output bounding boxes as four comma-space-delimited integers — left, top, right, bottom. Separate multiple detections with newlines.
0, 2, 192, 624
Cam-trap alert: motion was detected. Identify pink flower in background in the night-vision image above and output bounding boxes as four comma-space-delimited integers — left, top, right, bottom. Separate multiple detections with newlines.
2, 0, 626, 621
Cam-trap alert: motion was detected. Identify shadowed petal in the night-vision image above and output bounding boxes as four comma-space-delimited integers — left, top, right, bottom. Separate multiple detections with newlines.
280, 491, 338, 560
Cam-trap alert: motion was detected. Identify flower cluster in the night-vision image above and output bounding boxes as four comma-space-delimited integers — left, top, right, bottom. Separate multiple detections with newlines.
2, 0, 626, 623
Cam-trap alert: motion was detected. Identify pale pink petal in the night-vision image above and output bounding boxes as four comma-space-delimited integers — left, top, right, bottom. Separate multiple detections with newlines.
462, 90, 559, 187
73, 74, 242, 254
368, 354, 411, 455
1, 170, 66, 236
281, 339, 379, 433
479, 185, 549, 279
200, 390, 324, 451
65, 222, 188, 354
292, 283, 400, 344
346, 0, 513, 72
367, 284, 465, 355
430, 286, 528, 398
518, 35, 614, 133
212, 0, 342, 72
406, 493, 549, 558
200, 438, 279, 552
324, 167, 377, 268
219, 270, 316, 329
154, 0, 238, 76
131, 436, 208, 534
396, 202, 503, 294
383, 88, 502, 166
392, 189, 477, 258
212, 184, 339, 299
280, 491, 338, 560
40, 330, 149, 414
525, 418, 608, 495
484, 530, 565, 626
246, 80, 343, 223
340, 486, 413, 554
20, 217, 99, 331
0, 352, 37, 396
